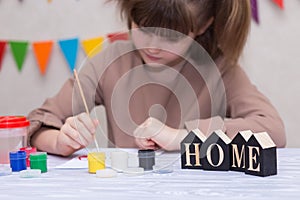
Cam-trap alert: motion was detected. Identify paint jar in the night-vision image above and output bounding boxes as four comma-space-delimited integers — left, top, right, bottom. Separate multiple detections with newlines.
88, 152, 105, 174
138, 149, 155, 171
0, 116, 29, 164
9, 151, 27, 172
110, 151, 128, 172
30, 152, 47, 173
20, 147, 37, 167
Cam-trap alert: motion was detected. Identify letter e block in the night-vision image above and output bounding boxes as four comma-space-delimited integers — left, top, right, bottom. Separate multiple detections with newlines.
245, 132, 277, 177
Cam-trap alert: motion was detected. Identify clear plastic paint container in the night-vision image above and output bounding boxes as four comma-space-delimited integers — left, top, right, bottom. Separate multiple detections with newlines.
110, 151, 128, 172
20, 146, 37, 167
88, 152, 105, 174
9, 151, 27, 172
30, 152, 47, 173
0, 116, 30, 164
138, 149, 155, 171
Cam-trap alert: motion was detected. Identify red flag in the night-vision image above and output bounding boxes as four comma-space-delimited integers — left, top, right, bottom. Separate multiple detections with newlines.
273, 0, 284, 9
107, 32, 129, 43
0, 41, 7, 71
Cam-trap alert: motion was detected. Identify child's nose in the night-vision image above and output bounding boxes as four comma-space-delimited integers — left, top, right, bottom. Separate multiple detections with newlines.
147, 36, 162, 50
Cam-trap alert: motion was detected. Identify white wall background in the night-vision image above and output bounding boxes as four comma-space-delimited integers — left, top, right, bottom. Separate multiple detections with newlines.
0, 0, 299, 147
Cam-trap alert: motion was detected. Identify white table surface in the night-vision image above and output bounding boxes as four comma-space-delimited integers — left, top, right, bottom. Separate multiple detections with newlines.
1, 148, 300, 200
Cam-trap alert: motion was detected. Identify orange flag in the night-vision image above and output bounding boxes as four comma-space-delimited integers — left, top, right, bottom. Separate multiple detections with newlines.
273, 0, 284, 9
81, 37, 104, 58
32, 41, 53, 75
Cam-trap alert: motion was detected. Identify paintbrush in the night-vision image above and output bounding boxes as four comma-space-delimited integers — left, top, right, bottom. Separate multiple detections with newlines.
73, 69, 100, 152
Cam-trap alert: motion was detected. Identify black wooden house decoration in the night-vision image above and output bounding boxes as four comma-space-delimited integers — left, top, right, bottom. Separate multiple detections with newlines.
201, 130, 232, 171
181, 129, 206, 169
245, 132, 277, 177
230, 130, 253, 172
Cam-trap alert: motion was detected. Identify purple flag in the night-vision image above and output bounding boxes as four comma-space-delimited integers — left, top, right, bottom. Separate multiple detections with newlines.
251, 0, 259, 24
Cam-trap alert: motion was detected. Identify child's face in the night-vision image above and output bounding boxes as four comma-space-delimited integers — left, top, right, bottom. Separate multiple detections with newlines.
131, 22, 195, 67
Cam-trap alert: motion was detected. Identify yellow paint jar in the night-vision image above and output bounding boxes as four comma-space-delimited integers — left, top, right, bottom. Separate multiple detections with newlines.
88, 152, 105, 174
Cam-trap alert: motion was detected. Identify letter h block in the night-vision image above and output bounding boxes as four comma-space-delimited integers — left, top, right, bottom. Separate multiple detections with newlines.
181, 129, 206, 169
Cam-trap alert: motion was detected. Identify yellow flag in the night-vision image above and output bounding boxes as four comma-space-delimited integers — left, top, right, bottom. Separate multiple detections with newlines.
81, 37, 104, 58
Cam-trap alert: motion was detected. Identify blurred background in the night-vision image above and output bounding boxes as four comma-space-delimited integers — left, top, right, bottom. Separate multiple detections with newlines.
0, 0, 299, 147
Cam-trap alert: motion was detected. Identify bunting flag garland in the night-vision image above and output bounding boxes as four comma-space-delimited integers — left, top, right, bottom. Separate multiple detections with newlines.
32, 41, 53, 75
81, 37, 104, 58
0, 0, 289, 76
9, 41, 29, 72
251, 0, 259, 24
58, 38, 79, 72
0, 41, 7, 71
251, 0, 285, 24
273, 0, 284, 10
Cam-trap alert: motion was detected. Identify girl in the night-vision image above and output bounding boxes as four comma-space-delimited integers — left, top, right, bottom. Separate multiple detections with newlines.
28, 0, 286, 156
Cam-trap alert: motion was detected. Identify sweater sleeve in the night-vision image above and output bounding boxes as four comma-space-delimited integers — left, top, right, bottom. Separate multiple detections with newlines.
222, 65, 286, 147
184, 64, 286, 147
27, 51, 106, 146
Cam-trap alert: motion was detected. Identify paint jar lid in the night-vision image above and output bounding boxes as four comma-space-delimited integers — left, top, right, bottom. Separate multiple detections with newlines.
30, 152, 47, 160
123, 167, 144, 176
9, 151, 26, 159
19, 169, 41, 178
0, 116, 30, 129
96, 169, 117, 178
153, 165, 173, 174
20, 147, 37, 154
138, 149, 155, 158
0, 164, 12, 176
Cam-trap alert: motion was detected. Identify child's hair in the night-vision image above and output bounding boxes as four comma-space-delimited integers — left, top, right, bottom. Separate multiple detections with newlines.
110, 0, 251, 66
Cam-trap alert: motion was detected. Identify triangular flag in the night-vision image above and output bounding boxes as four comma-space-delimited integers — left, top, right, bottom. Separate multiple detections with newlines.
58, 38, 79, 72
107, 32, 129, 43
251, 0, 259, 24
32, 41, 53, 75
0, 41, 7, 71
81, 37, 104, 58
273, 0, 284, 9
9, 41, 29, 72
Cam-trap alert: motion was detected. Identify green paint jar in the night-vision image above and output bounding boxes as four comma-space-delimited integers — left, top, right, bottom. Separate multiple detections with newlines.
30, 152, 47, 173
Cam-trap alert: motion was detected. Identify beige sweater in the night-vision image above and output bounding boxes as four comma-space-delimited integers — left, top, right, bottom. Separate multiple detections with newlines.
27, 41, 286, 148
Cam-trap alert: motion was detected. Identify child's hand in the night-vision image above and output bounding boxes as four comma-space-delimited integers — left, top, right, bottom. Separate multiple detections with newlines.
56, 113, 99, 153
135, 138, 159, 150
134, 117, 188, 151
134, 117, 164, 150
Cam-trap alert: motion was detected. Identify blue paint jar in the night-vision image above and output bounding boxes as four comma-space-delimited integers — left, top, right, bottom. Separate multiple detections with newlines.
9, 151, 27, 172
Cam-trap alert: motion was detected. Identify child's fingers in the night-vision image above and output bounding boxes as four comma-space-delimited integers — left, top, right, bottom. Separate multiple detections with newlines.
61, 122, 89, 147
135, 138, 156, 150
67, 113, 99, 143
77, 113, 97, 134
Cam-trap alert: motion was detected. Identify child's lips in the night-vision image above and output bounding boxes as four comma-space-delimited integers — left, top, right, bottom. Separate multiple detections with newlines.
144, 51, 161, 61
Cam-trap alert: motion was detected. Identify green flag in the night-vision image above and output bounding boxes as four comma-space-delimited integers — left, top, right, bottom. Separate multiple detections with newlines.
9, 41, 29, 72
